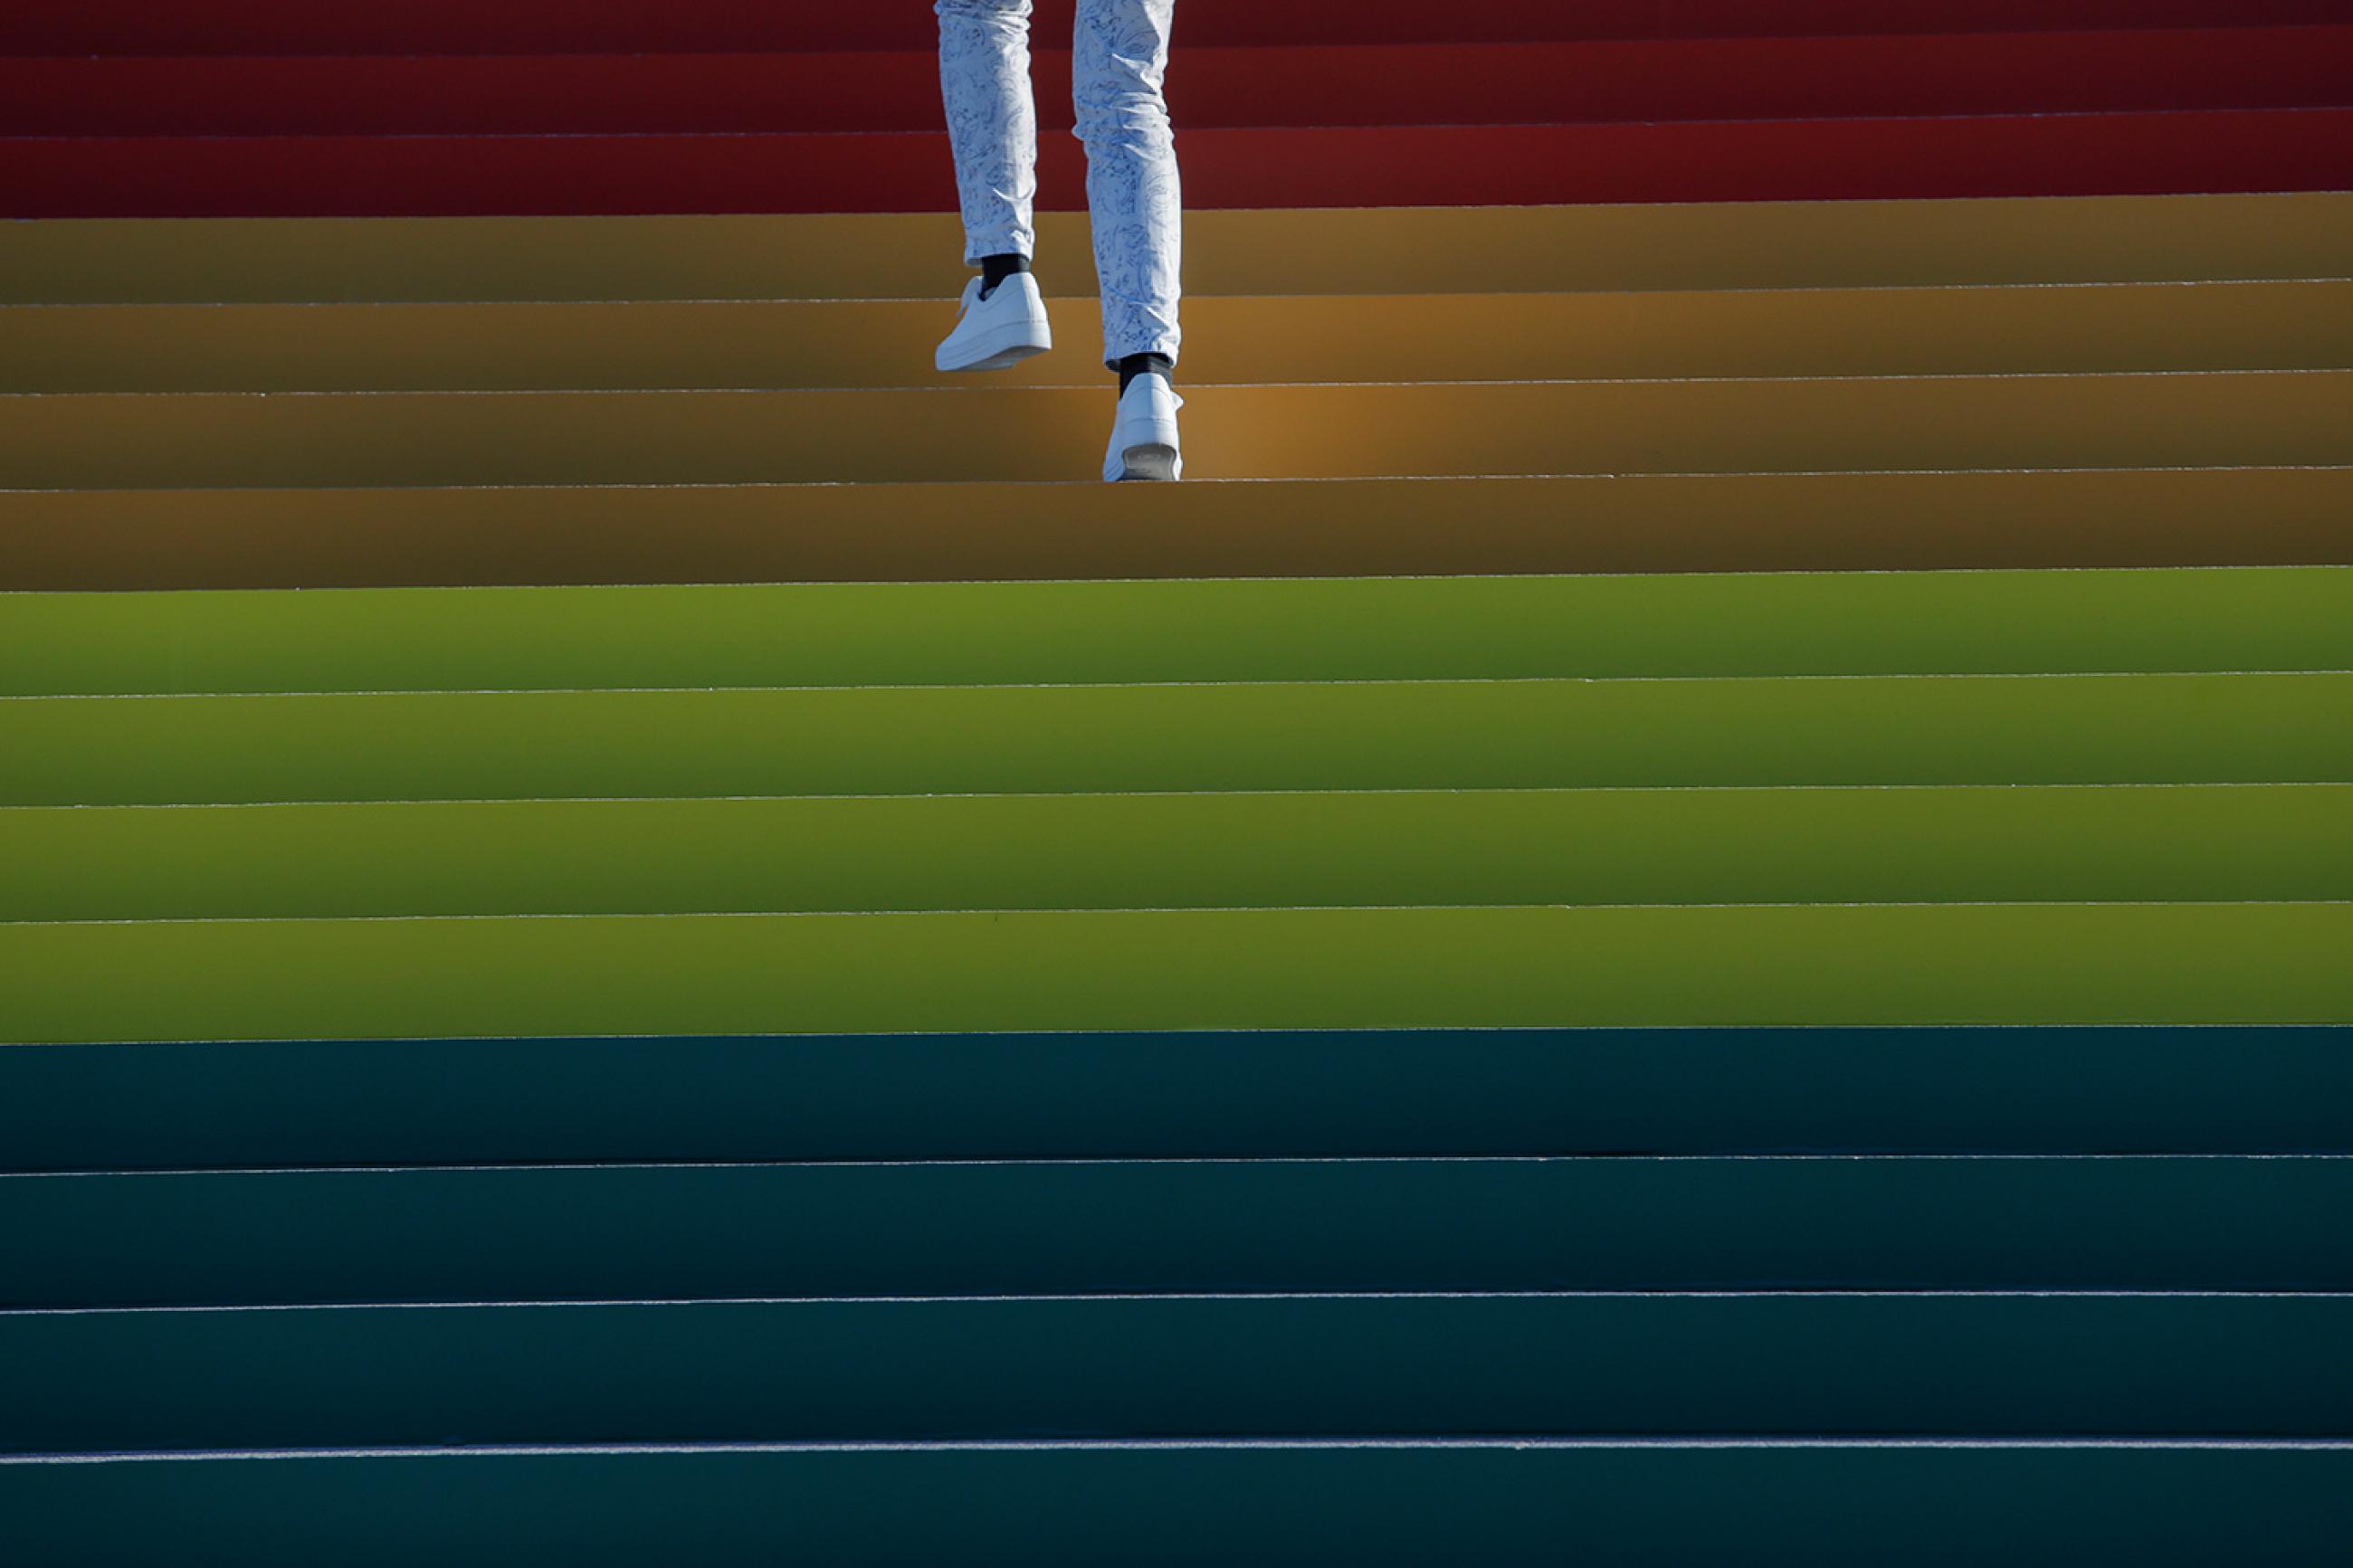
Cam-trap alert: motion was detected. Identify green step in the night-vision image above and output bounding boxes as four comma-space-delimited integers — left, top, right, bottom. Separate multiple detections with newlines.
5, 905, 2348, 1044
5, 1028, 2344, 1170
7, 674, 2348, 806
5, 785, 2347, 921
8, 1441, 2348, 1568
13, 1157, 2348, 1309
5, 568, 2348, 696
6, 1295, 2346, 1451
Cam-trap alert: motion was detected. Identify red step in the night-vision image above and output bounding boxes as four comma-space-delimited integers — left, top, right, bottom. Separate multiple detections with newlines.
7, 0, 2348, 55
9, 109, 2349, 219
6, 30, 2348, 137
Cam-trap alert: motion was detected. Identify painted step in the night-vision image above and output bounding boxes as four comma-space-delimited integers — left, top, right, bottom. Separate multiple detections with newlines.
8, 0, 2340, 54
14, 281, 2352, 394
8, 1440, 2350, 1568
11, 571, 2346, 697
11, 30, 2349, 137
6, 374, 2348, 488
7, 1293, 2350, 1450
14, 1156, 2351, 1308
5, 786, 2348, 923
11, 196, 2342, 305
7, 674, 2347, 807
11, 471, 2349, 591
14, 110, 2353, 217
7, 1027, 2344, 1170
4, 904, 2348, 1045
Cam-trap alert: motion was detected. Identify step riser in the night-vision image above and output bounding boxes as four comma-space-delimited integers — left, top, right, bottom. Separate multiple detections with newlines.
6, 788, 2348, 922
5, 905, 2348, 1045
10, 676, 2347, 807
14, 282, 2351, 393
12, 571, 2347, 697
12, 32, 2350, 137
7, 1297, 2349, 1450
15, 111, 2353, 218
10, 471, 2348, 590
8, 1028, 2343, 1169
13, 196, 2343, 305
9, 0, 2341, 54
14, 1159, 2351, 1307
7, 1445, 2351, 1568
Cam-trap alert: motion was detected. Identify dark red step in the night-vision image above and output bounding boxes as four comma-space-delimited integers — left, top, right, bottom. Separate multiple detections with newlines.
7, 30, 2350, 137
8, 109, 2349, 219
9, 0, 2351, 56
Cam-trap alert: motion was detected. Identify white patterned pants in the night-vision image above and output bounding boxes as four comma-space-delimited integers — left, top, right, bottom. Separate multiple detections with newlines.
937, 0, 1183, 369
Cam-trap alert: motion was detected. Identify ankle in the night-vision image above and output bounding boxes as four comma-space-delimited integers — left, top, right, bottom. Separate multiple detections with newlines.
977, 252, 1031, 299
1118, 353, 1175, 394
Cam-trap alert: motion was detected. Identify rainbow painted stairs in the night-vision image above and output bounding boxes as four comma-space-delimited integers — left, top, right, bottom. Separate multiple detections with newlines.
4, 2, 2353, 1561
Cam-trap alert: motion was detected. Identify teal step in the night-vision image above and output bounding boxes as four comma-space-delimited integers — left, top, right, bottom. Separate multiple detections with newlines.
7, 1440, 2349, 1568
5, 568, 2347, 696
6, 673, 2350, 805
7, 1028, 2341, 1171
6, 1295, 2347, 1451
12, 1157, 2348, 1308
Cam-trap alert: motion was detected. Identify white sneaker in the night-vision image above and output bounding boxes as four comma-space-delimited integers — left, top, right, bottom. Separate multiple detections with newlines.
1103, 370, 1184, 482
935, 273, 1053, 373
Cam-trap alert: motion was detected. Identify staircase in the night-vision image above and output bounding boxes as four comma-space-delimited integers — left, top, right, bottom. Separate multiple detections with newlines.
4, 2, 2351, 1561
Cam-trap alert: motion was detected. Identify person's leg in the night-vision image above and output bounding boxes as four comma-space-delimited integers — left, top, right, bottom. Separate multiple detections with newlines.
934, 0, 1055, 372
1072, 0, 1182, 378
1075, 0, 1183, 479
937, 0, 1037, 279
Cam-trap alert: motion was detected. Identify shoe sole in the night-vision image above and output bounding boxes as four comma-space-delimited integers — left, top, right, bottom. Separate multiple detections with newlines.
936, 317, 1053, 374
1113, 442, 1182, 482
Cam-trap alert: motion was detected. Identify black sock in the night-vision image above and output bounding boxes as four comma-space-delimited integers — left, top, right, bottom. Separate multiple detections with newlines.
977, 252, 1030, 299
1118, 353, 1175, 394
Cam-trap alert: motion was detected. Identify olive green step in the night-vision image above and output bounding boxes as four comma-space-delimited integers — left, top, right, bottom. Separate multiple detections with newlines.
5, 568, 2347, 697
5, 785, 2346, 921
4, 903, 2348, 1044
6, 674, 2347, 807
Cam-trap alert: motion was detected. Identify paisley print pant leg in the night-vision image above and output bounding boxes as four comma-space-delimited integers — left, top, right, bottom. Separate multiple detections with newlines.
935, 0, 1039, 265
1072, 0, 1183, 367
938, 0, 1182, 366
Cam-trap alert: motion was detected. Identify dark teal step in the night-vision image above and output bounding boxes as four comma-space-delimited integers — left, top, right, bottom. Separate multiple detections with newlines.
8, 1440, 2351, 1568
5, 1028, 2346, 1171
10, 1157, 2348, 1308
6, 1295, 2347, 1452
